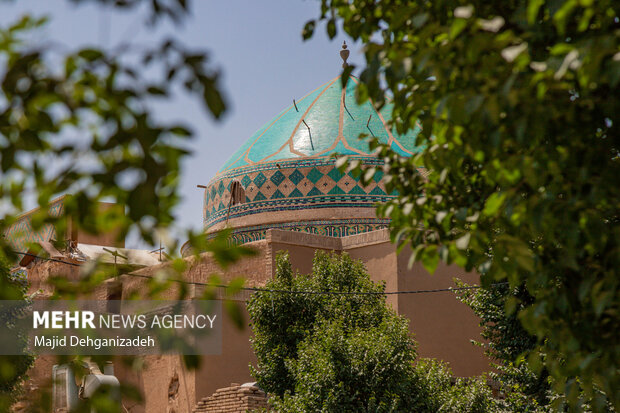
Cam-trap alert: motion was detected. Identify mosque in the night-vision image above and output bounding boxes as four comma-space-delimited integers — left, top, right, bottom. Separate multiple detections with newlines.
196, 43, 422, 247
6, 44, 489, 412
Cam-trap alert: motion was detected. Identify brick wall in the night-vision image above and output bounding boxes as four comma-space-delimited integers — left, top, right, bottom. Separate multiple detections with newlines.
192, 383, 268, 413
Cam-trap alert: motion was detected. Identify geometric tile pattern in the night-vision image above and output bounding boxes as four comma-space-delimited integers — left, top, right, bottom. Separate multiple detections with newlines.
3, 197, 65, 253
203, 158, 400, 229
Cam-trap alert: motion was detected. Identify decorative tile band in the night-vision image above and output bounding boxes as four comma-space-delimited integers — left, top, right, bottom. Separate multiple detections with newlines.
206, 197, 391, 228
207, 218, 391, 245
204, 159, 395, 229
208, 157, 383, 186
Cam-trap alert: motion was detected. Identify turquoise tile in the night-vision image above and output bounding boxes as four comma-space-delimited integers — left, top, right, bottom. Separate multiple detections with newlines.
328, 186, 346, 195
342, 79, 389, 152
390, 141, 414, 157
271, 189, 285, 199
330, 141, 354, 157
289, 188, 304, 198
327, 167, 344, 182
241, 175, 252, 188
216, 75, 423, 176
288, 169, 304, 185
253, 172, 267, 188
270, 170, 286, 186
307, 187, 323, 196
306, 167, 324, 184
245, 83, 329, 164
369, 186, 387, 196
291, 80, 341, 155
373, 170, 384, 182
348, 185, 367, 195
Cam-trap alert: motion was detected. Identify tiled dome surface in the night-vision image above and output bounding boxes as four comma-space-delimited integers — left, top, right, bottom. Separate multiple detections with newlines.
218, 75, 422, 173
204, 75, 423, 241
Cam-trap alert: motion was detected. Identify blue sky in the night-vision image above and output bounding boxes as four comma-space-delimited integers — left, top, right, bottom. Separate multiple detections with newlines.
0, 0, 364, 248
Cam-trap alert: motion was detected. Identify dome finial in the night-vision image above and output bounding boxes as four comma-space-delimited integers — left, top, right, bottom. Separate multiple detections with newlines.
340, 41, 350, 68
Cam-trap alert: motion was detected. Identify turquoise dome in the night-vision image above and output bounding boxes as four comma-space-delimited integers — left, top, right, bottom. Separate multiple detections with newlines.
218, 75, 422, 173
203, 75, 423, 243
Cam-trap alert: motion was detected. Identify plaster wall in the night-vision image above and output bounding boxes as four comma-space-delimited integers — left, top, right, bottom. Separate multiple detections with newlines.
396, 250, 489, 377
345, 241, 399, 312
112, 307, 257, 412
108, 355, 196, 413
194, 307, 256, 404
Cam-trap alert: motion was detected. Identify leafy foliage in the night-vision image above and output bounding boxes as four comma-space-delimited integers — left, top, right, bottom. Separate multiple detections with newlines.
457, 281, 550, 411
248, 251, 498, 412
0, 2, 225, 252
0, 258, 34, 411
411, 359, 498, 413
0, 1, 253, 410
458, 282, 617, 412
308, 0, 619, 409
248, 251, 390, 400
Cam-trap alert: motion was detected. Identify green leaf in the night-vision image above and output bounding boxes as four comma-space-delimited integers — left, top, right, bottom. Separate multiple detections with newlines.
483, 192, 507, 216
225, 277, 246, 297
203, 82, 226, 119
421, 246, 439, 274
224, 300, 245, 329
340, 64, 355, 88
326, 18, 337, 39
335, 155, 349, 170
526, 0, 544, 24
302, 20, 316, 40
497, 235, 535, 273
183, 354, 201, 369
147, 86, 167, 96
77, 48, 103, 61
170, 126, 192, 136
449, 18, 468, 39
